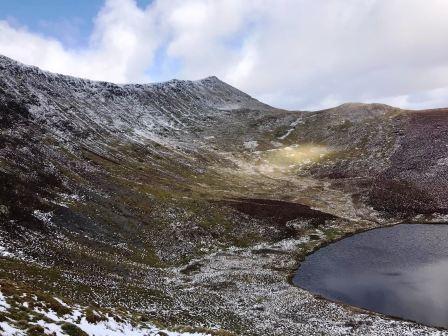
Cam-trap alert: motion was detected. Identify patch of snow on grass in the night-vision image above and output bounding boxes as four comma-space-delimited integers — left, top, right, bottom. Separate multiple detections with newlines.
35, 319, 63, 335
0, 245, 13, 258
32, 210, 53, 224
34, 307, 59, 321
31, 305, 212, 336
53, 297, 70, 308
0, 292, 10, 312
73, 316, 208, 336
243, 141, 258, 150
0, 322, 24, 335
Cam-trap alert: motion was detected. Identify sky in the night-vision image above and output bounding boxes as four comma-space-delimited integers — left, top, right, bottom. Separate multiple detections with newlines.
1, 0, 448, 111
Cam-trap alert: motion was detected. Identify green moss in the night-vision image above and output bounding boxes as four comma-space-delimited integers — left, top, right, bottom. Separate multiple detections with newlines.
175, 325, 237, 336
36, 293, 71, 316
61, 323, 88, 336
322, 228, 343, 241
15, 319, 31, 329
27, 325, 46, 336
0, 313, 8, 322
8, 309, 30, 323
272, 125, 289, 138
141, 248, 163, 267
85, 307, 107, 324
233, 233, 260, 248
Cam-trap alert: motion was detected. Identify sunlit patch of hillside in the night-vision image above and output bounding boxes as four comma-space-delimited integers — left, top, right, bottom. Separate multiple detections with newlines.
199, 143, 330, 194
255, 144, 330, 171
225, 144, 331, 176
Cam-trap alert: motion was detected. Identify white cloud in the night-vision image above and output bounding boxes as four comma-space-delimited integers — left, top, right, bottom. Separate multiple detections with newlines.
0, 0, 161, 83
1, 0, 448, 110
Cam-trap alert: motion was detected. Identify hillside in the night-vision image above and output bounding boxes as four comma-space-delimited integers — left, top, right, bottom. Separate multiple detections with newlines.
1, 55, 447, 335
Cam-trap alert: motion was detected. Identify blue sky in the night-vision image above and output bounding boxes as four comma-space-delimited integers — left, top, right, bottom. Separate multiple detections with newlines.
1, 0, 448, 111
0, 0, 151, 48
0, 0, 102, 47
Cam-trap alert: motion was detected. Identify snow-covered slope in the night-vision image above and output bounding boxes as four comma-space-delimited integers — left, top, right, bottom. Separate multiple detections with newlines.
0, 55, 277, 149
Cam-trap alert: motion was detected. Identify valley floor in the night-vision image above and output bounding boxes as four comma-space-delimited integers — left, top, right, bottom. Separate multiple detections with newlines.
1, 217, 447, 336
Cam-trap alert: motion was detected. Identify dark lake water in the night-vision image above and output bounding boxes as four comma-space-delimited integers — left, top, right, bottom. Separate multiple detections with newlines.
293, 224, 448, 328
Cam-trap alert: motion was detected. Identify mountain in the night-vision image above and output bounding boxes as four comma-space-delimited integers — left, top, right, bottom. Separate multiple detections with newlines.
0, 54, 447, 335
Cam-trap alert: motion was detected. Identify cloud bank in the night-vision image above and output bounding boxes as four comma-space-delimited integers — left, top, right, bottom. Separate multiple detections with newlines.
1, 0, 448, 110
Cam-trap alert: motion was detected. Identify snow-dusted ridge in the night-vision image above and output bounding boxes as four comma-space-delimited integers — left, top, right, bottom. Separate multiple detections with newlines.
0, 54, 218, 89
0, 54, 277, 153
0, 54, 269, 112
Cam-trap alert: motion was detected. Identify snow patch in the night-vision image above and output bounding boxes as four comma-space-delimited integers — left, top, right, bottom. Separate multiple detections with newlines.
0, 244, 13, 258
278, 128, 294, 140
0, 288, 212, 336
243, 141, 258, 150
278, 117, 303, 140
0, 322, 23, 336
32, 210, 53, 224
0, 292, 11, 312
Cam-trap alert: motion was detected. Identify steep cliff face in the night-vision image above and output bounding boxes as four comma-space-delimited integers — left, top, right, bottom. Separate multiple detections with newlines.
1, 55, 448, 335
